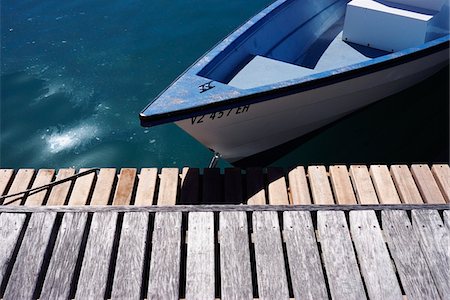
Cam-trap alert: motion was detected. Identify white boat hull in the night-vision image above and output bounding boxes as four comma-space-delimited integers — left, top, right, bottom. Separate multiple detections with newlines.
176, 48, 448, 162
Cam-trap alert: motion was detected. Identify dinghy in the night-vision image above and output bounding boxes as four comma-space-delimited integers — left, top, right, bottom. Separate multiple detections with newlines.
140, 0, 449, 163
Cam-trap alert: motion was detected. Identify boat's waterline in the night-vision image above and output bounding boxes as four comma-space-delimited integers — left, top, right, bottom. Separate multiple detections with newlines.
176, 48, 449, 162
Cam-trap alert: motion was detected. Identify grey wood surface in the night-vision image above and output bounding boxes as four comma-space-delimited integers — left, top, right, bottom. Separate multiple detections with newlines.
40, 212, 88, 299
283, 211, 328, 299
147, 212, 182, 300
252, 211, 289, 300
111, 212, 149, 299
75, 212, 118, 299
1, 203, 448, 214
3, 212, 57, 300
382, 210, 440, 299
185, 212, 215, 299
219, 212, 253, 300
349, 210, 402, 299
445, 210, 450, 231
317, 210, 366, 300
0, 213, 27, 286
411, 210, 450, 298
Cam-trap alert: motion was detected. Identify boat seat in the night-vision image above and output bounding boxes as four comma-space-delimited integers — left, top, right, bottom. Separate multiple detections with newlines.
228, 32, 378, 90
342, 0, 443, 52
228, 56, 316, 89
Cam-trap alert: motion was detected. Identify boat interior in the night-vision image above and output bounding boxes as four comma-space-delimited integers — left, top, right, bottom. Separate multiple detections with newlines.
197, 0, 449, 89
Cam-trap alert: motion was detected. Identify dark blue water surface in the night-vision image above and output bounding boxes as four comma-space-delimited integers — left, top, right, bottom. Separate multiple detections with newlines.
1, 0, 448, 169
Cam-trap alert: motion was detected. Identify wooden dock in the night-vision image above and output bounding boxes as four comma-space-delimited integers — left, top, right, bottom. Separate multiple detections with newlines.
0, 164, 449, 299
0, 164, 449, 206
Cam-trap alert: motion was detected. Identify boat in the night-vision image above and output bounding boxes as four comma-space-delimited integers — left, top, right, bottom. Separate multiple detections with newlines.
140, 0, 449, 163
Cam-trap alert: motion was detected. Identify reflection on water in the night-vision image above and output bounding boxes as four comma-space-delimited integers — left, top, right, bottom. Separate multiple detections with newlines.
44, 122, 100, 154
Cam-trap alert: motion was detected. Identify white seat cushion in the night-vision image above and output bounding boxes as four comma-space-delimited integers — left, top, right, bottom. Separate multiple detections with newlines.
343, 0, 435, 52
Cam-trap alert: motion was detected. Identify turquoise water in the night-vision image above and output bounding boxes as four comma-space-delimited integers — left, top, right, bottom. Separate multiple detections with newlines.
1, 0, 448, 169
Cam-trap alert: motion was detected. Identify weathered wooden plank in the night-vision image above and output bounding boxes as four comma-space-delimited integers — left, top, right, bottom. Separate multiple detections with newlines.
287, 166, 311, 204
382, 210, 440, 299
317, 210, 366, 300
3, 169, 35, 206
1, 203, 448, 214
390, 165, 423, 204
67, 168, 95, 206
46, 168, 76, 205
40, 213, 88, 299
431, 164, 450, 202
180, 167, 200, 204
111, 212, 149, 299
412, 210, 450, 298
75, 212, 118, 299
224, 168, 243, 204
185, 212, 215, 299
267, 167, 290, 205
24, 169, 55, 206
134, 168, 158, 205
186, 212, 215, 299
445, 210, 450, 231
349, 210, 402, 299
308, 166, 334, 204
202, 168, 222, 204
350, 165, 378, 204
2, 203, 449, 215
90, 168, 116, 205
219, 212, 253, 300
411, 164, 445, 204
370, 165, 401, 204
329, 165, 357, 205
283, 211, 328, 299
3, 212, 57, 299
246, 168, 266, 205
252, 211, 289, 299
112, 168, 137, 205
0, 169, 14, 196
157, 168, 179, 205
148, 212, 182, 300
0, 213, 27, 286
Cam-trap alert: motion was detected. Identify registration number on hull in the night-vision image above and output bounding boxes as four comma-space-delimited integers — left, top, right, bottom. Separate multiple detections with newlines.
190, 105, 250, 125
